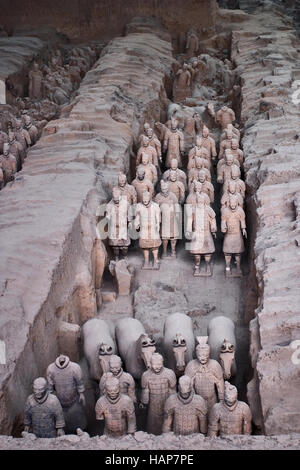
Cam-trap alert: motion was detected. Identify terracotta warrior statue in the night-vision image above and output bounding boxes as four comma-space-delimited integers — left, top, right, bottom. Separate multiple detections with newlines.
137, 152, 158, 185
199, 125, 217, 162
134, 191, 161, 269
116, 173, 137, 205
141, 353, 177, 435
146, 127, 162, 164
24, 115, 38, 145
139, 122, 159, 145
230, 139, 244, 166
219, 128, 235, 159
163, 119, 184, 168
185, 337, 224, 412
7, 130, 23, 170
186, 30, 199, 58
173, 64, 192, 103
221, 123, 240, 143
185, 193, 216, 276
14, 118, 31, 148
208, 381, 252, 436
99, 355, 136, 403
167, 170, 185, 204
223, 165, 245, 197
132, 167, 154, 203
46, 354, 86, 433
216, 106, 236, 130
0, 142, 17, 185
24, 377, 65, 438
194, 169, 214, 203
28, 62, 43, 100
95, 376, 136, 437
0, 122, 8, 154
221, 180, 244, 213
105, 187, 131, 261
217, 151, 240, 185
221, 195, 247, 276
154, 180, 181, 258
137, 135, 159, 167
163, 158, 187, 189
163, 375, 208, 436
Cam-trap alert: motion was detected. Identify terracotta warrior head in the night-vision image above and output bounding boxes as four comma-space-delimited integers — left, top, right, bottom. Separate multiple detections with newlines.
171, 119, 178, 131
224, 381, 238, 408
136, 167, 146, 180
142, 136, 149, 147
160, 180, 169, 195
229, 195, 238, 211
141, 152, 150, 166
33, 377, 48, 403
150, 352, 164, 374
3, 142, 9, 156
178, 375, 193, 400
8, 130, 15, 144
112, 187, 121, 204
231, 139, 239, 150
225, 151, 234, 166
24, 115, 32, 128
142, 191, 151, 207
193, 181, 202, 194
198, 169, 206, 183
143, 122, 150, 134
172, 333, 187, 373
146, 127, 154, 139
228, 180, 237, 194
202, 125, 209, 138
196, 136, 202, 148
170, 158, 179, 170
169, 170, 178, 182
219, 339, 235, 380
118, 173, 127, 188
109, 355, 123, 377
195, 157, 204, 169
105, 376, 120, 403
196, 336, 210, 365
231, 165, 241, 180
226, 129, 233, 140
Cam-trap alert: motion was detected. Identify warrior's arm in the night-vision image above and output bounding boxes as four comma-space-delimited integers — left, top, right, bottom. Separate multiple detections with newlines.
207, 405, 220, 437
242, 405, 252, 435
140, 374, 149, 405
128, 376, 137, 403
46, 367, 55, 393
24, 399, 32, 429
126, 400, 137, 434
197, 403, 208, 435
162, 400, 174, 433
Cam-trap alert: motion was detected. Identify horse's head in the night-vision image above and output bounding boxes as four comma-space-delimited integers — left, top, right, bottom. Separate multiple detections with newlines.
98, 343, 114, 375
172, 333, 187, 374
139, 334, 156, 369
219, 339, 235, 380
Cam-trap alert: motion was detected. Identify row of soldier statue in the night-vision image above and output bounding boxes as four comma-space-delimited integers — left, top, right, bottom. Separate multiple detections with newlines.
104, 106, 247, 276
0, 115, 38, 189
24, 337, 251, 439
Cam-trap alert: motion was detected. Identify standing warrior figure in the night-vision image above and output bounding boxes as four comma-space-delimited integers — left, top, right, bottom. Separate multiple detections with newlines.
194, 169, 214, 203
221, 123, 240, 143
146, 127, 162, 164
219, 128, 236, 160
0, 122, 8, 154
139, 122, 159, 145
221, 195, 247, 277
185, 337, 224, 412
167, 170, 185, 204
24, 377, 65, 438
230, 139, 244, 167
95, 377, 136, 437
163, 158, 187, 190
163, 375, 208, 436
8, 130, 23, 170
199, 125, 217, 162
24, 115, 38, 145
186, 181, 210, 207
216, 106, 236, 130
137, 136, 159, 167
28, 62, 43, 100
46, 354, 86, 433
155, 180, 182, 259
132, 167, 154, 203
0, 143, 17, 185
188, 156, 211, 184
221, 180, 244, 213
134, 191, 161, 269
141, 353, 176, 435
186, 30, 199, 58
208, 382, 252, 436
173, 64, 192, 103
185, 193, 216, 276
188, 140, 210, 171
137, 152, 158, 185
14, 118, 31, 148
163, 119, 184, 168
105, 187, 131, 261
115, 173, 137, 205
100, 355, 137, 403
